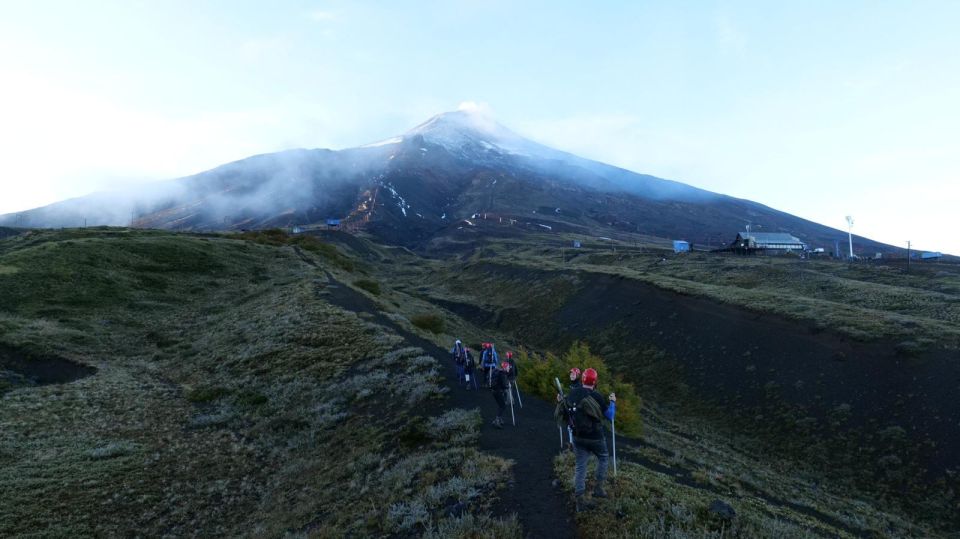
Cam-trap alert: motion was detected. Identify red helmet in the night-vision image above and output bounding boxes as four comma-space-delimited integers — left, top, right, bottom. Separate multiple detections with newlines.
483, 342, 491, 349
506, 351, 514, 359
582, 368, 598, 387
570, 367, 581, 377
500, 361, 510, 370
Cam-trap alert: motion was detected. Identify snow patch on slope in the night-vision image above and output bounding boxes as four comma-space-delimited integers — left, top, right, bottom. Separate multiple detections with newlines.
361, 136, 403, 148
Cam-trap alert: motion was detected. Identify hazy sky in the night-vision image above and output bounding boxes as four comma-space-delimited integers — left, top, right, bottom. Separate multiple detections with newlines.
1, 1, 957, 253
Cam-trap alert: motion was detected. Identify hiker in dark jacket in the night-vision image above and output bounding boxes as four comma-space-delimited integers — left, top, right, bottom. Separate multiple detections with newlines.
558, 367, 616, 511
569, 367, 582, 390
463, 348, 478, 390
490, 361, 512, 428
451, 339, 466, 384
505, 351, 518, 382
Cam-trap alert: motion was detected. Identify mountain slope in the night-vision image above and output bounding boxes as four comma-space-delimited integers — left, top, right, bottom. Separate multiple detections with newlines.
0, 110, 896, 254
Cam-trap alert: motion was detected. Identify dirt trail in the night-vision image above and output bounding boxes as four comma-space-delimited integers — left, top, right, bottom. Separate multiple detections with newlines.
317, 272, 574, 539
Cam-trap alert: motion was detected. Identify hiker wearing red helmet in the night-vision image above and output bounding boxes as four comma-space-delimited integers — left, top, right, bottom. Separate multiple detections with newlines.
569, 367, 582, 389
557, 367, 616, 511
505, 351, 518, 383
489, 361, 512, 428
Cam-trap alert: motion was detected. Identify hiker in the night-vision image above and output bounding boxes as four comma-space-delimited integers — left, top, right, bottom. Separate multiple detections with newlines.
569, 367, 582, 389
557, 367, 616, 511
505, 351, 522, 409
480, 342, 498, 388
490, 361, 512, 428
451, 339, 466, 384
505, 351, 518, 383
463, 348, 478, 390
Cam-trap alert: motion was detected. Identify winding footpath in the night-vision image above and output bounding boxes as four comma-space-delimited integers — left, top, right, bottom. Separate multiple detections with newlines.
316, 270, 573, 538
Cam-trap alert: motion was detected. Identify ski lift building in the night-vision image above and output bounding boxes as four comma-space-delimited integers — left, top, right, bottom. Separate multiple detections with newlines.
730, 232, 806, 254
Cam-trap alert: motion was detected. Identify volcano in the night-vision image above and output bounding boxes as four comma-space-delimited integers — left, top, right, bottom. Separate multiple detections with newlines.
0, 109, 893, 252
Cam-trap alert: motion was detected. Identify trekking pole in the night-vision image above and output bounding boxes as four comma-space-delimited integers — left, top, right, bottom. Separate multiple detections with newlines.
612, 415, 618, 476
509, 389, 516, 426
554, 377, 568, 451
514, 381, 523, 408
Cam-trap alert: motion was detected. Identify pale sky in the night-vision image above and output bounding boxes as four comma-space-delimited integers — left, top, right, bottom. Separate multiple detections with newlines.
1, 1, 957, 253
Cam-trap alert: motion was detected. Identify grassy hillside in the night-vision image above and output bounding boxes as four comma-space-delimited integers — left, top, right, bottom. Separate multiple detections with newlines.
468, 235, 960, 348
0, 228, 518, 536
2, 227, 956, 537
367, 232, 959, 535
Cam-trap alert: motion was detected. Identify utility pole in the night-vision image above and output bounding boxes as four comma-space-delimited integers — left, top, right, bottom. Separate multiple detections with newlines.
906, 240, 911, 273
846, 216, 855, 259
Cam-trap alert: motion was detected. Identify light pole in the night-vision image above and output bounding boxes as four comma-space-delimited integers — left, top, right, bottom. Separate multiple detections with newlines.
845, 216, 854, 259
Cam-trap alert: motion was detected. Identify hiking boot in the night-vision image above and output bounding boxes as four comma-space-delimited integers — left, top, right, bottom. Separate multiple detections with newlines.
592, 487, 608, 499
575, 495, 593, 512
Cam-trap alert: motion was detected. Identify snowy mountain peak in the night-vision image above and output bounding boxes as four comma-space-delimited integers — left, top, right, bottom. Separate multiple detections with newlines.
406, 109, 521, 147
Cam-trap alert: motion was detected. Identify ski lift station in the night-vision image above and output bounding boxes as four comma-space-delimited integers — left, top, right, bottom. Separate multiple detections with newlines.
673, 240, 690, 253
728, 232, 806, 254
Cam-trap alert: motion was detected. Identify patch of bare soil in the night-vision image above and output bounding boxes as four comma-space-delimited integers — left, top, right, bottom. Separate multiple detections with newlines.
0, 345, 96, 392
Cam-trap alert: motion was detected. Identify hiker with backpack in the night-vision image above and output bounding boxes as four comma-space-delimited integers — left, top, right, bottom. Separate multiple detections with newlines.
505, 351, 521, 408
463, 348, 478, 390
555, 368, 616, 512
480, 343, 498, 388
451, 339, 466, 384
490, 361, 512, 428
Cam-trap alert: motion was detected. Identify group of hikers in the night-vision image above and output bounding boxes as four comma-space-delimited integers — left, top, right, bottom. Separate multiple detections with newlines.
450, 339, 617, 512
450, 339, 519, 428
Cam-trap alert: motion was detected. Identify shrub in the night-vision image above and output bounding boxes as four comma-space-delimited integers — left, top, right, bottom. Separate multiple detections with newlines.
185, 385, 229, 403
353, 279, 381, 296
411, 313, 445, 334
516, 341, 643, 437
87, 441, 136, 460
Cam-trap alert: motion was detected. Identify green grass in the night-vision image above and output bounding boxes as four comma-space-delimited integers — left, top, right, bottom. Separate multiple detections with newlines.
411, 313, 446, 334
516, 341, 643, 437
353, 278, 382, 296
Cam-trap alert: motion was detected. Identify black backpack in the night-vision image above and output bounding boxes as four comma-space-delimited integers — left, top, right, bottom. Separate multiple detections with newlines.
555, 390, 603, 437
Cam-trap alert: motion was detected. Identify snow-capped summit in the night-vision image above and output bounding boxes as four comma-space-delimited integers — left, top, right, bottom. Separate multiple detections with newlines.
402, 108, 568, 162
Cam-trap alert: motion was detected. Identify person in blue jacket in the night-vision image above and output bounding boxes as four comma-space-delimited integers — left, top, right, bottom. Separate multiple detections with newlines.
480, 342, 498, 387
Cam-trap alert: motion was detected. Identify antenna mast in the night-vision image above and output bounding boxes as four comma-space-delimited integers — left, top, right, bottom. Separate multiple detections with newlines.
845, 216, 854, 259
